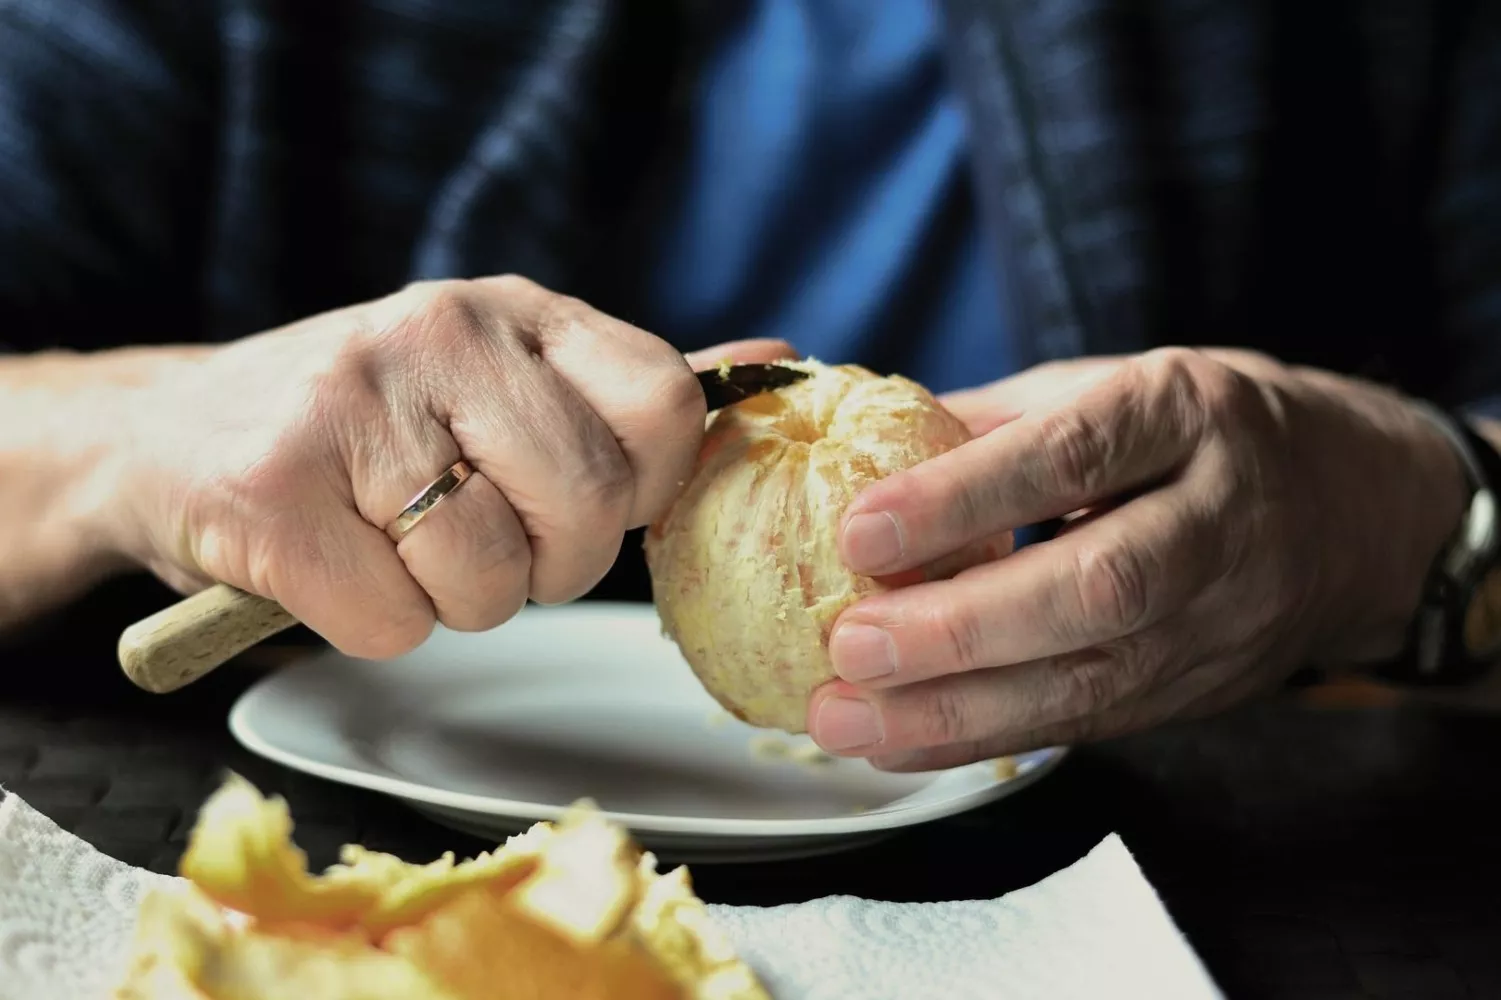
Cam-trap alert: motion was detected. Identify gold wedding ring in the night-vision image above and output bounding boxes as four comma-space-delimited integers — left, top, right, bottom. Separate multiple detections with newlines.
386, 460, 474, 542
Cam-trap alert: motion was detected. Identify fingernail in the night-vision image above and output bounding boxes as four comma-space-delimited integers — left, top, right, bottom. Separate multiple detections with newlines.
813, 697, 885, 751
830, 623, 898, 682
842, 511, 904, 571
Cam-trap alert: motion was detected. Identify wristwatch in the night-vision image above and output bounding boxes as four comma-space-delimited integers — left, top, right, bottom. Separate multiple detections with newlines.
1367, 404, 1501, 687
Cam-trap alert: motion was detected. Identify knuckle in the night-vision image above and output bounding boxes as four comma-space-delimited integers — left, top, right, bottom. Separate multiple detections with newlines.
488, 272, 544, 299
213, 471, 330, 582
515, 432, 634, 595
453, 535, 534, 632
651, 363, 710, 429
1121, 632, 1177, 688
1136, 345, 1203, 376
608, 362, 707, 527
1188, 366, 1246, 427
1135, 347, 1221, 393
1209, 486, 1261, 585
613, 359, 707, 449
1070, 541, 1153, 637
472, 522, 534, 579
388, 277, 443, 314
913, 684, 973, 747
1135, 347, 1206, 427
1050, 652, 1125, 718
217, 450, 297, 517
935, 602, 989, 672
528, 288, 600, 353
635, 365, 710, 495
297, 314, 405, 419
311, 343, 391, 424
934, 461, 989, 539
400, 280, 492, 355
357, 281, 498, 391
1137, 346, 1252, 432
569, 434, 636, 519
1033, 407, 1111, 500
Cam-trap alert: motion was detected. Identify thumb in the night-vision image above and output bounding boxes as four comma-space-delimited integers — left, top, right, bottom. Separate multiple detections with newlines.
684, 339, 801, 372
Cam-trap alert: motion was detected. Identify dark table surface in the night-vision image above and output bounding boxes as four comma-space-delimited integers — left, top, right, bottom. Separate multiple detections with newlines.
4, 574, 1501, 1000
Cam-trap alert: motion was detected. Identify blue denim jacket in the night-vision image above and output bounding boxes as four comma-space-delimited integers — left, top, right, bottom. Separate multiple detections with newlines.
2, 0, 1498, 409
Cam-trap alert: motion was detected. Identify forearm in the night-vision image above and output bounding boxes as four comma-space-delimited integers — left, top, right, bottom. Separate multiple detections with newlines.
0, 346, 205, 632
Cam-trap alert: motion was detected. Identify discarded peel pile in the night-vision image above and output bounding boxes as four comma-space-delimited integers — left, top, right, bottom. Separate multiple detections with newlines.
114, 775, 768, 1000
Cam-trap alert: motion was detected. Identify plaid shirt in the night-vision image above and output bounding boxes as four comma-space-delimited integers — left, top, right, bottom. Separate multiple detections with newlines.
2, 0, 1499, 408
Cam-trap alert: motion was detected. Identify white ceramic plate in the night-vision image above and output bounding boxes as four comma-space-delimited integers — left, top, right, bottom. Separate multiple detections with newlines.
229, 602, 1067, 862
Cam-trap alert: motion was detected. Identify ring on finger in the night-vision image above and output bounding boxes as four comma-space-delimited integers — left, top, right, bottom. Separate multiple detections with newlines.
385, 459, 474, 542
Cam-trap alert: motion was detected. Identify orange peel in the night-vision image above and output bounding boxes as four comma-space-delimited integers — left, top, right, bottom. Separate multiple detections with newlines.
115, 776, 768, 1000
646, 359, 1012, 732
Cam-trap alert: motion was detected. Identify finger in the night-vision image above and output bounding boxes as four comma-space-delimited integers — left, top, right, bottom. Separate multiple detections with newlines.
458, 357, 630, 605
840, 351, 1207, 576
684, 339, 801, 371
239, 502, 436, 661
332, 364, 534, 631
210, 376, 439, 658
398, 279, 636, 604
468, 275, 712, 529
807, 648, 1140, 758
939, 358, 1122, 436
868, 723, 1103, 772
870, 720, 1103, 771
394, 466, 533, 632
829, 480, 1221, 688
871, 530, 1014, 591
865, 641, 1257, 772
559, 334, 799, 527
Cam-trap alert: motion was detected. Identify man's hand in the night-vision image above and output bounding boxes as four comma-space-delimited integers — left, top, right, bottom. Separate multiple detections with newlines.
61, 275, 791, 655
807, 348, 1471, 769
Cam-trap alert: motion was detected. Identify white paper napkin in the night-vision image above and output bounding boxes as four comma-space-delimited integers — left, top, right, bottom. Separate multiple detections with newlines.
0, 789, 1222, 1000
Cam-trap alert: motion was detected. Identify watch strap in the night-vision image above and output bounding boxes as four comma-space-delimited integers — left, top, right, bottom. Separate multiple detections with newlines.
1367, 405, 1501, 686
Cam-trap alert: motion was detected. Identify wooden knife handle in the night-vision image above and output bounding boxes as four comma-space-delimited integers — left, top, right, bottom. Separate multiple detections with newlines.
118, 583, 298, 693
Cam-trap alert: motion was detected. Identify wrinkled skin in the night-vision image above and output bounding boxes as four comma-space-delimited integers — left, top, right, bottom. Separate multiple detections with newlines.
106, 273, 790, 658
807, 348, 1469, 770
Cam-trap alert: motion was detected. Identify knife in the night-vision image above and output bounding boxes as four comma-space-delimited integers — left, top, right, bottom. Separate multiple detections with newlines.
697, 362, 808, 410
117, 363, 811, 694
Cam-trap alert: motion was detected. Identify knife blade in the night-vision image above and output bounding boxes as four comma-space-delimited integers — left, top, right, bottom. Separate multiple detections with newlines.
698, 363, 810, 411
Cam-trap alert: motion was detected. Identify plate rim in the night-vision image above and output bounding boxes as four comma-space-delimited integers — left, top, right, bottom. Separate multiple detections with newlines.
227, 602, 1070, 838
